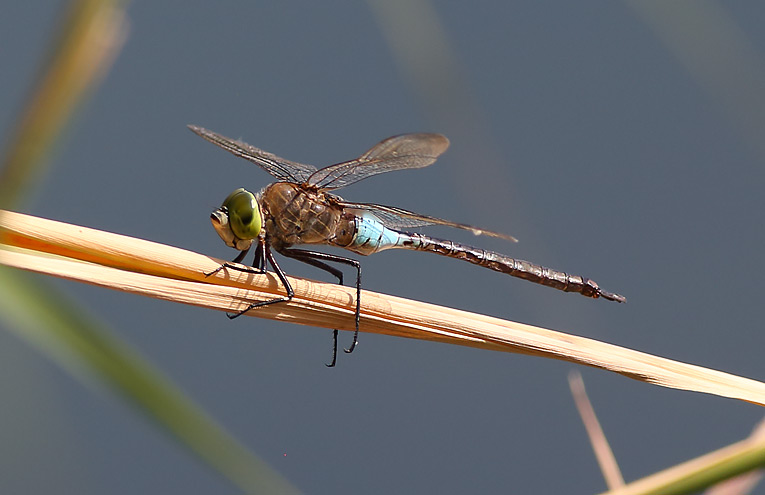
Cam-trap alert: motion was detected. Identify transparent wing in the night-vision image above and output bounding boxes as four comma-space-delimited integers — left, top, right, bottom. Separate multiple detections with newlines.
335, 200, 518, 242
307, 133, 450, 190
188, 125, 317, 183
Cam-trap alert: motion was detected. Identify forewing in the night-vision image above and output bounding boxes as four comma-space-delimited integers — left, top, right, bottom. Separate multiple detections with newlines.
188, 125, 317, 183
336, 200, 518, 242
307, 133, 450, 190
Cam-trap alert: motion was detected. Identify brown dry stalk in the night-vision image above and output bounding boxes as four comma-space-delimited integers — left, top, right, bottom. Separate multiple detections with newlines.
569, 372, 625, 489
1, 209, 764, 406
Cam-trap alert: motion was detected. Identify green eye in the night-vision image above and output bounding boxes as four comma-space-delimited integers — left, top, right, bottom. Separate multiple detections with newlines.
223, 188, 261, 240
211, 188, 261, 250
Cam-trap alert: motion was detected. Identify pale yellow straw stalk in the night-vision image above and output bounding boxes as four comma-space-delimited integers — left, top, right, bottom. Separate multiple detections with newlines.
2, 209, 764, 407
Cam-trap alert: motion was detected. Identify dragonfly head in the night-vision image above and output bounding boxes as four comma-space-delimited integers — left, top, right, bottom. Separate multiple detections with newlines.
211, 188, 262, 251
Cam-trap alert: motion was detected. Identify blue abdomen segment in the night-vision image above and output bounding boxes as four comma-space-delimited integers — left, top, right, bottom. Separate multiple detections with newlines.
346, 211, 413, 255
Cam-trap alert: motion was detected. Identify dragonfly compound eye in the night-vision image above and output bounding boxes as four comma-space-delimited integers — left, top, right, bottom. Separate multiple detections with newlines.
213, 188, 261, 248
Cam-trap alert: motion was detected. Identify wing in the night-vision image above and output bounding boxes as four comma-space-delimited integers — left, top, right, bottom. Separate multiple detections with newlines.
188, 125, 317, 183
335, 200, 518, 242
307, 133, 450, 190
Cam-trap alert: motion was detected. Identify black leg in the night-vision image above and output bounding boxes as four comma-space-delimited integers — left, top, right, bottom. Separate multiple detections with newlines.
211, 239, 295, 319
252, 240, 266, 271
328, 329, 338, 368
280, 249, 344, 284
229, 244, 294, 316
279, 249, 343, 367
205, 239, 268, 278
279, 248, 362, 364
205, 246, 251, 277
210, 242, 362, 367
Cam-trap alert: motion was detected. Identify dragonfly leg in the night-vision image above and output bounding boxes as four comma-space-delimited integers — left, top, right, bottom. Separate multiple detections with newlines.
227, 240, 294, 319
279, 249, 362, 362
205, 240, 269, 278
279, 249, 343, 367
205, 246, 250, 277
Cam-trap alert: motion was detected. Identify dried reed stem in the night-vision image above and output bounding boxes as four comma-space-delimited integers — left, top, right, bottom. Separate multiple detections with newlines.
2, 209, 764, 406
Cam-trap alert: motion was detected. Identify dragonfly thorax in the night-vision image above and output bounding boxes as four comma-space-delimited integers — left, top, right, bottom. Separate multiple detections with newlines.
261, 182, 343, 248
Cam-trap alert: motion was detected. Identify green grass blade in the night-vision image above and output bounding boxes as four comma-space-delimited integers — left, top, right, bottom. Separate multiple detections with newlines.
0, 267, 300, 494
1, 0, 299, 491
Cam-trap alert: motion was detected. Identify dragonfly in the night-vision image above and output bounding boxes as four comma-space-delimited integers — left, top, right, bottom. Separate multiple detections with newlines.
189, 125, 625, 366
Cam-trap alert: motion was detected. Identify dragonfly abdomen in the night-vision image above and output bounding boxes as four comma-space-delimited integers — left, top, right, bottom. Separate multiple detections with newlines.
400, 232, 626, 303
334, 210, 406, 255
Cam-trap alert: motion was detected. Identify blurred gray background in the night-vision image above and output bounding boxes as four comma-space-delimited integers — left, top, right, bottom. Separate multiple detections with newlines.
2, 1, 764, 493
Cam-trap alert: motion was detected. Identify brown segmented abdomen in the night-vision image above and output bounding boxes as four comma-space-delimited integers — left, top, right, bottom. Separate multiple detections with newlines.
397, 231, 625, 302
